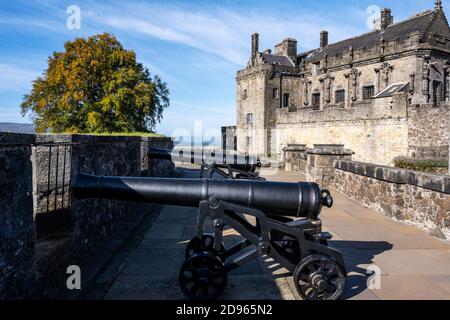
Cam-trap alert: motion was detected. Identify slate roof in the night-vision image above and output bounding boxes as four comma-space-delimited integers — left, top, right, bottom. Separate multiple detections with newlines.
300, 9, 438, 62
260, 53, 295, 67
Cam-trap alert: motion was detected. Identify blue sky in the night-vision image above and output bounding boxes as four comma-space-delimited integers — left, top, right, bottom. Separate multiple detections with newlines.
0, 0, 447, 136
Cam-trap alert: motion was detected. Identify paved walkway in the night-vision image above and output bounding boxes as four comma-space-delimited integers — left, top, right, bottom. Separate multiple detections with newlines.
104, 169, 450, 300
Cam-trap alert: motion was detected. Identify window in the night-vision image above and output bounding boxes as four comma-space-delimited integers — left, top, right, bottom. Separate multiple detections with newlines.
283, 93, 290, 108
335, 90, 345, 104
312, 93, 321, 110
246, 136, 252, 147
273, 88, 279, 99
313, 63, 320, 75
246, 113, 253, 124
433, 81, 443, 107
362, 86, 375, 100
243, 89, 248, 100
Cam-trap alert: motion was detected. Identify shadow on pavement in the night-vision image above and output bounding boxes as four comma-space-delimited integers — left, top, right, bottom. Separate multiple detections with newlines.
330, 240, 393, 299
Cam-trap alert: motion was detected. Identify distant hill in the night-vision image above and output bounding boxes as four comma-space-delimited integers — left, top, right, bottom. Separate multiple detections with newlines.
0, 123, 35, 134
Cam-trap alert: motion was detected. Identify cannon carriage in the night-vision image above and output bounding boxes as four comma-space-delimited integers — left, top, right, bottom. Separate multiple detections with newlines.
73, 173, 346, 300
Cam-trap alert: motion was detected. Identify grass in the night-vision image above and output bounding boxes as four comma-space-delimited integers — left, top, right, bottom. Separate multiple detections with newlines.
84, 132, 165, 137
394, 156, 448, 174
43, 132, 165, 138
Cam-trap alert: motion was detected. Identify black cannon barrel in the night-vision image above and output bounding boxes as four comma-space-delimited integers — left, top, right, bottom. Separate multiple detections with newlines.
148, 147, 260, 173
73, 173, 332, 218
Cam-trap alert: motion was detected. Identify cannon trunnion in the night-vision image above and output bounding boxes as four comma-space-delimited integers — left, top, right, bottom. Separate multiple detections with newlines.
73, 173, 346, 300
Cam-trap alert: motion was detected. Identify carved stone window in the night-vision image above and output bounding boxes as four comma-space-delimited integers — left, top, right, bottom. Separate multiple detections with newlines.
362, 86, 375, 100
312, 93, 321, 110
273, 88, 279, 99
335, 90, 345, 103
246, 113, 253, 124
432, 81, 443, 107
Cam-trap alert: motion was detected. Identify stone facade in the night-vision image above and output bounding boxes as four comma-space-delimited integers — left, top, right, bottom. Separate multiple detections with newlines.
231, 2, 450, 165
334, 160, 450, 240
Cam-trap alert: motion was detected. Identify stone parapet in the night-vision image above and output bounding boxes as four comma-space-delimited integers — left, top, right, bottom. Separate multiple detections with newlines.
334, 160, 450, 240
305, 145, 353, 187
0, 133, 36, 299
283, 144, 307, 172
335, 160, 450, 194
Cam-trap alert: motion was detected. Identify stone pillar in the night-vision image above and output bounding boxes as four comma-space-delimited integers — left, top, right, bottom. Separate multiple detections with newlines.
306, 144, 354, 187
283, 144, 307, 172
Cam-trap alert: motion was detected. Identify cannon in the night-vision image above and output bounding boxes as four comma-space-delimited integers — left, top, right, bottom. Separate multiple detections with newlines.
148, 147, 265, 180
73, 173, 346, 300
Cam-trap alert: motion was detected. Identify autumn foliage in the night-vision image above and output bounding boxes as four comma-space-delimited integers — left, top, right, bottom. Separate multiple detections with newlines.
21, 33, 169, 133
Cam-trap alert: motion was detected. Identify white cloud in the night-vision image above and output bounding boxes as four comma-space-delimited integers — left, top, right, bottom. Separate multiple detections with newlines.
0, 63, 40, 91
88, 2, 363, 66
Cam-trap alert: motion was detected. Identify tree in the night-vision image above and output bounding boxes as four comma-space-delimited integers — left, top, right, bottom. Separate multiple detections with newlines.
21, 33, 169, 133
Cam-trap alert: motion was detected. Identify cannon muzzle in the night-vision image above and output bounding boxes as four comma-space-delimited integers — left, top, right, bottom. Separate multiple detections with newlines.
148, 147, 260, 173
73, 173, 331, 218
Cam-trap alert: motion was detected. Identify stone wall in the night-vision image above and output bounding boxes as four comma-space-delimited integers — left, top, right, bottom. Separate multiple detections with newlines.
0, 133, 36, 299
0, 133, 175, 299
334, 160, 450, 240
306, 145, 354, 187
407, 103, 450, 160
283, 144, 307, 172
274, 93, 409, 165
141, 136, 174, 177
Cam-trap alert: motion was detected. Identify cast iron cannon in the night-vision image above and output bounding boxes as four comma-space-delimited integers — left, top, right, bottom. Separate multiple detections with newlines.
148, 147, 264, 180
73, 173, 346, 300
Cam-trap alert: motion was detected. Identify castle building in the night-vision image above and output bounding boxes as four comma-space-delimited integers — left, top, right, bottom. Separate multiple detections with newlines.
225, 1, 450, 165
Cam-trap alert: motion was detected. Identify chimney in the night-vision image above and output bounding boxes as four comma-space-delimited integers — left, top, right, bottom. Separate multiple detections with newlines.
435, 0, 443, 10
251, 33, 259, 58
320, 31, 329, 48
380, 8, 393, 31
275, 38, 297, 65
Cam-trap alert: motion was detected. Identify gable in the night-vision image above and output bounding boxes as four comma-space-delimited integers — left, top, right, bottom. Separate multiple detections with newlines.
422, 10, 450, 49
